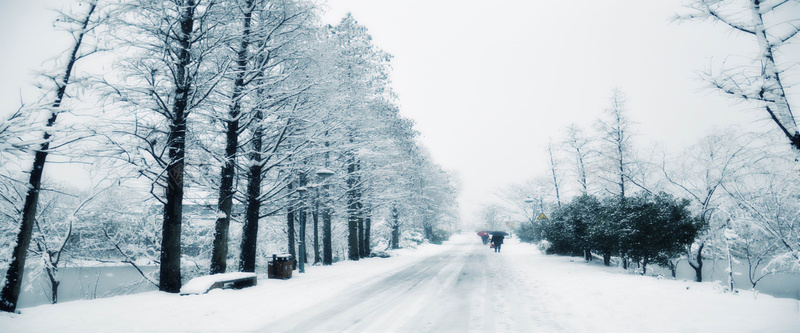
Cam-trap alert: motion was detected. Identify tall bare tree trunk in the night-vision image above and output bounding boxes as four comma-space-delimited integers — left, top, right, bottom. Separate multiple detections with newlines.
322, 143, 333, 265
391, 205, 400, 250
211, 0, 254, 274
239, 106, 263, 273
322, 198, 333, 265
750, 0, 800, 150
363, 207, 371, 257
548, 144, 562, 207
287, 182, 296, 262
357, 205, 364, 258
0, 3, 96, 312
313, 199, 320, 264
159, 0, 199, 293
346, 152, 360, 261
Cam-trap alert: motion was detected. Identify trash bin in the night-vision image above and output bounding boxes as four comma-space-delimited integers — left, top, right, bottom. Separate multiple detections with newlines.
268, 254, 293, 279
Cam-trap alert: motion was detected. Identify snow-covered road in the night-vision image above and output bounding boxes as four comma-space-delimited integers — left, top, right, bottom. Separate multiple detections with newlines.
1, 233, 798, 332
263, 237, 568, 332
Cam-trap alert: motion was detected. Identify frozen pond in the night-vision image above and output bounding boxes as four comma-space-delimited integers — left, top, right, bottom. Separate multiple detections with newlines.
9, 265, 158, 308
671, 259, 800, 300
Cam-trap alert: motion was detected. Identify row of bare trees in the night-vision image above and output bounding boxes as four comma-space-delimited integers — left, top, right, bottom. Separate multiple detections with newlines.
0, 0, 458, 312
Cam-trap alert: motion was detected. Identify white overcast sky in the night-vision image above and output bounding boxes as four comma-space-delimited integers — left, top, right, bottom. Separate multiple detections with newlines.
321, 0, 793, 224
2, 0, 794, 225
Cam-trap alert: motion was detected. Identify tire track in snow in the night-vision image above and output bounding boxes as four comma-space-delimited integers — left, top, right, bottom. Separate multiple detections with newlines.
260, 235, 573, 332
260, 247, 463, 332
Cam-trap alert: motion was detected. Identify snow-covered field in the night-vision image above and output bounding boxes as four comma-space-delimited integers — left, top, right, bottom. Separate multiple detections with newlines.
1, 234, 798, 332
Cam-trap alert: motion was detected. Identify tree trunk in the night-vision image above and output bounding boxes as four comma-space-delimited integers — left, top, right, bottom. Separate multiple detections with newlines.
161, 109, 187, 293
0, 3, 96, 313
1, 149, 53, 311
641, 257, 648, 275
159, 0, 197, 293
688, 242, 704, 282
211, 0, 253, 275
357, 207, 365, 258
750, 0, 800, 150
313, 199, 320, 264
322, 196, 333, 265
287, 182, 296, 263
161, 121, 186, 293
363, 209, 371, 257
322, 141, 333, 266
346, 153, 360, 261
578, 147, 588, 194
548, 144, 562, 207
50, 278, 59, 304
238, 105, 263, 272
298, 205, 307, 268
391, 205, 400, 249
210, 142, 235, 274
299, 172, 308, 270
603, 253, 611, 266
424, 225, 433, 241
668, 260, 678, 279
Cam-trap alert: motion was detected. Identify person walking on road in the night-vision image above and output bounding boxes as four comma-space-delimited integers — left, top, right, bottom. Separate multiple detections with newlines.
491, 233, 505, 252
477, 231, 489, 244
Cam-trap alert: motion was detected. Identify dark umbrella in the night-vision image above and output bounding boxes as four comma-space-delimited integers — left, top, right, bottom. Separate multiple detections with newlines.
477, 231, 489, 237
489, 231, 508, 236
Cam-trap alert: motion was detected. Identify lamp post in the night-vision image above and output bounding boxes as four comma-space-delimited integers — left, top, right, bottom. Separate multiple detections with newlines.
296, 168, 335, 274
524, 196, 536, 222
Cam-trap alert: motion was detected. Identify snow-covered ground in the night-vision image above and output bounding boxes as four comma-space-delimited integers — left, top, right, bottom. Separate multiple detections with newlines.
1, 234, 798, 332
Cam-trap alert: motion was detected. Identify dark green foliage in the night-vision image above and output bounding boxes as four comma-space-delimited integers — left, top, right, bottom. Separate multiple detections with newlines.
621, 192, 700, 274
427, 227, 451, 245
540, 193, 701, 272
541, 195, 600, 257
591, 197, 626, 265
513, 221, 544, 243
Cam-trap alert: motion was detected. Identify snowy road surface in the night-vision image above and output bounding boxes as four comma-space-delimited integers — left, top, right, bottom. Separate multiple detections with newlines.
1, 233, 798, 332
262, 237, 568, 332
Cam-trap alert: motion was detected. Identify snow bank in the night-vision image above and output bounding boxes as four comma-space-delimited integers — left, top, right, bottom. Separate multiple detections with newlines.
179, 272, 256, 295
500, 237, 800, 332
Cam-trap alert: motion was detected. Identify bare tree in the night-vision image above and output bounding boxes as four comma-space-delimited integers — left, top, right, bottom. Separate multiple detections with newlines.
722, 149, 800, 264
30, 182, 110, 304
547, 142, 563, 208
596, 89, 636, 199
1, 1, 100, 312
677, 0, 800, 150
105, 0, 226, 293
662, 128, 753, 282
563, 124, 594, 195
479, 204, 504, 232
208, 0, 257, 275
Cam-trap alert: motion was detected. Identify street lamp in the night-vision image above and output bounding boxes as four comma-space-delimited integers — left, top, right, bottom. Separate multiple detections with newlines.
524, 196, 536, 222
295, 168, 335, 274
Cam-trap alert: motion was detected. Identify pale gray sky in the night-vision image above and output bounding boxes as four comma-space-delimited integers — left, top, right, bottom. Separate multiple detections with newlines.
321, 0, 790, 224
2, 0, 792, 225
